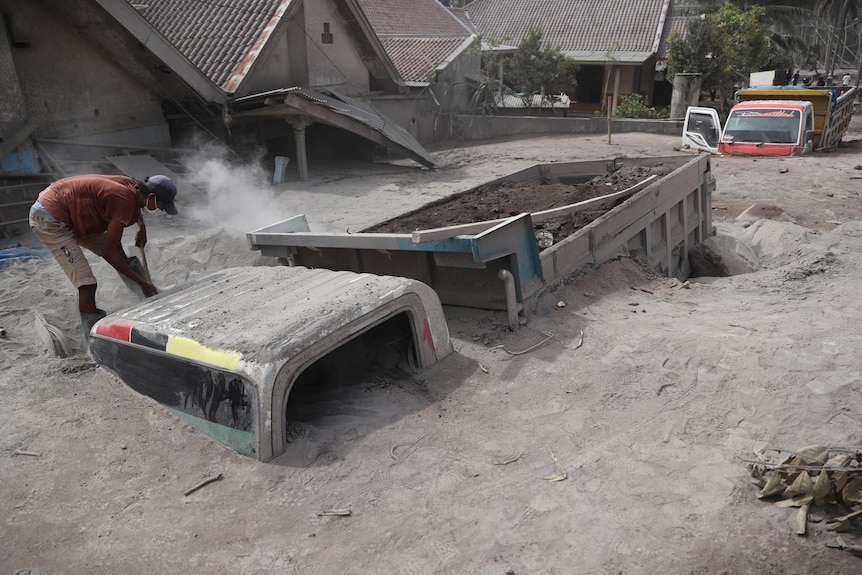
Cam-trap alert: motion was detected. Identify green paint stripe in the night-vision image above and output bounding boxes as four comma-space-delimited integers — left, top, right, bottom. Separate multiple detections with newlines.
165, 407, 256, 457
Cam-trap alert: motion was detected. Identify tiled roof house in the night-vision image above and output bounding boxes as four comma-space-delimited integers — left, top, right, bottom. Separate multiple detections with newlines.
5, 0, 480, 179
463, 0, 676, 109
128, 0, 404, 97
126, 0, 481, 169
349, 0, 480, 139
356, 0, 475, 86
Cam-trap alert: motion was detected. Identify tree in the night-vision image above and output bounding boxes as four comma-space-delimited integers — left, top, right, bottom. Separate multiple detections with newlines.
667, 4, 791, 111
817, 0, 861, 76
665, 15, 724, 98
500, 29, 580, 109
703, 1, 861, 75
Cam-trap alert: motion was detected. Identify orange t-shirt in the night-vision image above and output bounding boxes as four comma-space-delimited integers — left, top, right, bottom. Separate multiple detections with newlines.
39, 175, 140, 236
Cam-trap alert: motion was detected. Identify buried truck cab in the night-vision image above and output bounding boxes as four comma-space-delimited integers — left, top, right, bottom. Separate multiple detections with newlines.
683, 101, 816, 157
88, 266, 453, 461
683, 86, 857, 157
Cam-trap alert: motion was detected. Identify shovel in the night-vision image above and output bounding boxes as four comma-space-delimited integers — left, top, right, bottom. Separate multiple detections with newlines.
138, 244, 153, 284
123, 247, 154, 297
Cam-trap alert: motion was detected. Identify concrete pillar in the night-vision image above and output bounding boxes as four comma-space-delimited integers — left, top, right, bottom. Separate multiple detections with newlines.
669, 73, 702, 120
289, 117, 312, 181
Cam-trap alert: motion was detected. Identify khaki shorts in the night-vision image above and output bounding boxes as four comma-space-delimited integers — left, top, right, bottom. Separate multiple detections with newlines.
29, 215, 106, 288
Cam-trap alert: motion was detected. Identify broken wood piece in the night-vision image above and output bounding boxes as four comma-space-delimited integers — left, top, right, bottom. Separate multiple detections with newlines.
491, 330, 556, 356
571, 329, 584, 350
494, 454, 523, 466
317, 509, 351, 517
411, 218, 507, 243
530, 175, 658, 224
542, 447, 567, 482
389, 433, 427, 461
183, 473, 224, 496
13, 449, 41, 457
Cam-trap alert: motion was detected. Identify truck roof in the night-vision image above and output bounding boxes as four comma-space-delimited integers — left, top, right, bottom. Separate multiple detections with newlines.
93, 266, 450, 366
732, 100, 812, 109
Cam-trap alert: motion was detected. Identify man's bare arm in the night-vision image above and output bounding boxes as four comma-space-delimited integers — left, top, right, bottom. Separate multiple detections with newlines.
101, 218, 157, 297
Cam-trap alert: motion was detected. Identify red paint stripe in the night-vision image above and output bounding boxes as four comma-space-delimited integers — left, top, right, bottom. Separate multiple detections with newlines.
422, 318, 435, 357
95, 323, 132, 342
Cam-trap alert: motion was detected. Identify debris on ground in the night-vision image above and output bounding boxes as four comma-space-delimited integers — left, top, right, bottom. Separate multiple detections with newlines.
745, 445, 862, 554
33, 311, 71, 358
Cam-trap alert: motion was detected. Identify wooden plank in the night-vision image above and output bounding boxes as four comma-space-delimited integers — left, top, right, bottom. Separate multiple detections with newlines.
411, 219, 505, 243
530, 175, 658, 223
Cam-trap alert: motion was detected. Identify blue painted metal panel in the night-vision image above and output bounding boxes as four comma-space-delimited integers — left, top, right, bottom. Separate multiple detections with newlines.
0, 150, 41, 174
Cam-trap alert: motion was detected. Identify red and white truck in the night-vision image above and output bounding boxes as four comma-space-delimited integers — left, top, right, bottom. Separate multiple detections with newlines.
683, 86, 857, 157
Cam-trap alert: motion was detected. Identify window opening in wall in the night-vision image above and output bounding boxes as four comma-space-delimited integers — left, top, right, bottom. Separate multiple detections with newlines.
321, 22, 333, 44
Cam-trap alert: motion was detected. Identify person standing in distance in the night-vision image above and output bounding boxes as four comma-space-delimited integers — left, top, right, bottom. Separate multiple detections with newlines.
29, 174, 178, 335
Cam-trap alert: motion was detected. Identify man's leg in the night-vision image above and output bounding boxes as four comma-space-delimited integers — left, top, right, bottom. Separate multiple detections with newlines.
30, 216, 104, 342
62, 235, 109, 341
78, 284, 99, 313
30, 220, 100, 313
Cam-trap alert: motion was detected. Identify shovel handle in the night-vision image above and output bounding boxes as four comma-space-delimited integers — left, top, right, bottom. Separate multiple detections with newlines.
139, 246, 153, 284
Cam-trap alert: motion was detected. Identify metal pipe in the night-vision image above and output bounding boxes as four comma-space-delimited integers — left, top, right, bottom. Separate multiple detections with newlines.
498, 269, 522, 330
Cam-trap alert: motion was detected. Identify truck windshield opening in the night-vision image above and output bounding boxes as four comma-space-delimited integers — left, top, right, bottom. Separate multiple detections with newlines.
722, 109, 801, 144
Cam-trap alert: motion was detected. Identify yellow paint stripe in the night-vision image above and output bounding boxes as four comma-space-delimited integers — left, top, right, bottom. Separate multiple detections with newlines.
166, 336, 242, 370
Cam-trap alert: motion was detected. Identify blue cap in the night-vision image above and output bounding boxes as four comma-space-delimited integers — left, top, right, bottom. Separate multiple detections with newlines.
143, 175, 178, 215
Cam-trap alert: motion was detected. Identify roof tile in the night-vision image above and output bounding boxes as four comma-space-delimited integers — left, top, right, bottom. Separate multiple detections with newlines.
357, 0, 473, 84
127, 0, 287, 90
464, 0, 670, 56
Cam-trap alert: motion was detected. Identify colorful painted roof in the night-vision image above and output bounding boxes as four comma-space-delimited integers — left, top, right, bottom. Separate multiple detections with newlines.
463, 0, 672, 63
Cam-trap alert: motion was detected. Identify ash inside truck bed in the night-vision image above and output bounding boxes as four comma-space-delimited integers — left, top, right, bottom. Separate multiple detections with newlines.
365, 165, 671, 247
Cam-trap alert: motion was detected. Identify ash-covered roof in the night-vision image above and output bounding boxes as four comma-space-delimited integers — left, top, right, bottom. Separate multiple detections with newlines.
464, 0, 672, 63
357, 0, 474, 84
127, 0, 292, 92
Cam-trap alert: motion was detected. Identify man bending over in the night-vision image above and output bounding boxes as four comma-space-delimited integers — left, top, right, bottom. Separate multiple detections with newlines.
29, 174, 178, 337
